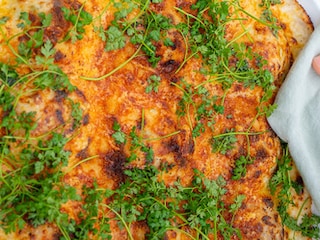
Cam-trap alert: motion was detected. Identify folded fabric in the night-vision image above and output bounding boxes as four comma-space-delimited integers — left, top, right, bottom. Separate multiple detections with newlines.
268, 25, 320, 214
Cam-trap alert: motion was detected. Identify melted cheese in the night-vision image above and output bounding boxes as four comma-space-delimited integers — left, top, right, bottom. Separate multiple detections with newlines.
0, 0, 314, 239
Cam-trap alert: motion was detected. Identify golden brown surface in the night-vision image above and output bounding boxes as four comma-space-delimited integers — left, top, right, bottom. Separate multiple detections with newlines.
0, 0, 315, 239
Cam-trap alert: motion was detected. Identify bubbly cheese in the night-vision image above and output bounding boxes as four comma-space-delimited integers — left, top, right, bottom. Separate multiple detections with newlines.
0, 0, 314, 239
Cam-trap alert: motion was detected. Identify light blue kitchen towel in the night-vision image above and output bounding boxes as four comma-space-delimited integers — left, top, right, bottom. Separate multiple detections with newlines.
268, 25, 320, 214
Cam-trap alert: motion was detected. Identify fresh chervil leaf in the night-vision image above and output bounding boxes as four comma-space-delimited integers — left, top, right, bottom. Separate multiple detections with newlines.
17, 12, 31, 29
35, 40, 55, 66
146, 75, 161, 93
211, 129, 237, 154
232, 155, 254, 180
62, 5, 93, 43
38, 12, 52, 27
0, 63, 19, 86
0, 16, 8, 25
112, 121, 126, 144
105, 26, 126, 51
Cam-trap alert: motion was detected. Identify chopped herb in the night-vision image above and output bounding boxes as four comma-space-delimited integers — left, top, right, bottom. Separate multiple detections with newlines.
270, 145, 320, 238
145, 74, 161, 93
232, 155, 254, 180
211, 129, 238, 154
62, 5, 93, 43
112, 121, 127, 144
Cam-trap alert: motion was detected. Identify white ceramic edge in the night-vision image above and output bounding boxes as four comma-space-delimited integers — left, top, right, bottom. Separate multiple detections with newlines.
297, 0, 320, 26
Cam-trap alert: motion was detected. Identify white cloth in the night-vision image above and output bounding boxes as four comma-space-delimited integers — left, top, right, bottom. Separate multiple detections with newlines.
268, 25, 320, 214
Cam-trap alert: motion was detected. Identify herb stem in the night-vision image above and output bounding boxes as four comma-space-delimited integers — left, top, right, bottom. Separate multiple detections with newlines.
212, 130, 266, 139
144, 130, 181, 141
102, 204, 134, 240
80, 44, 142, 80
67, 155, 99, 173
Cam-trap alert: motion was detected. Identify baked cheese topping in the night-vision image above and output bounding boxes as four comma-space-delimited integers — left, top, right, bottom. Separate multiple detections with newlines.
0, 0, 317, 239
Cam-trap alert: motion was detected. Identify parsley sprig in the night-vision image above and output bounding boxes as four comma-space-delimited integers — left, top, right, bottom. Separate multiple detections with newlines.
106, 166, 244, 239
269, 146, 320, 238
62, 4, 93, 43
97, 0, 173, 66
0, 10, 83, 237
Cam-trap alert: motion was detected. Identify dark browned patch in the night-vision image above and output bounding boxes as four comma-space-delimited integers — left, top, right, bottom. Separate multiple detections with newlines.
171, 32, 183, 51
255, 148, 268, 160
55, 90, 68, 102
295, 175, 304, 186
70, 0, 82, 10
253, 170, 261, 178
164, 137, 193, 167
181, 138, 194, 155
262, 197, 274, 208
44, 0, 70, 44
293, 175, 304, 194
242, 222, 263, 235
234, 83, 244, 92
83, 113, 90, 125
160, 59, 179, 73
249, 134, 260, 143
76, 142, 90, 159
176, 0, 192, 9
52, 233, 61, 240
166, 138, 180, 152
55, 109, 65, 124
75, 88, 87, 100
262, 215, 276, 227
170, 76, 179, 84
104, 150, 127, 185
54, 50, 65, 62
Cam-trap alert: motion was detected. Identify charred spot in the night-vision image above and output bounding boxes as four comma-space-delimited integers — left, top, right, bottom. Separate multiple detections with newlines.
274, 213, 280, 224
253, 170, 261, 178
55, 109, 65, 124
242, 222, 263, 235
55, 90, 68, 102
176, 1, 193, 10
268, 128, 278, 138
104, 150, 127, 185
18, 34, 30, 43
181, 138, 194, 155
70, 1, 82, 10
262, 215, 275, 227
83, 113, 90, 125
262, 197, 274, 208
170, 76, 179, 84
171, 35, 182, 51
279, 22, 287, 30
160, 59, 179, 73
169, 141, 187, 166
135, 119, 142, 130
164, 137, 192, 167
249, 134, 260, 143
293, 175, 304, 195
75, 88, 87, 100
255, 148, 268, 160
166, 138, 180, 153
254, 24, 269, 35
295, 175, 304, 187
150, 0, 165, 11
29, 12, 42, 26
52, 232, 61, 240
54, 50, 66, 62
44, 27, 64, 45
44, 0, 69, 44
234, 83, 244, 92
76, 144, 89, 159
